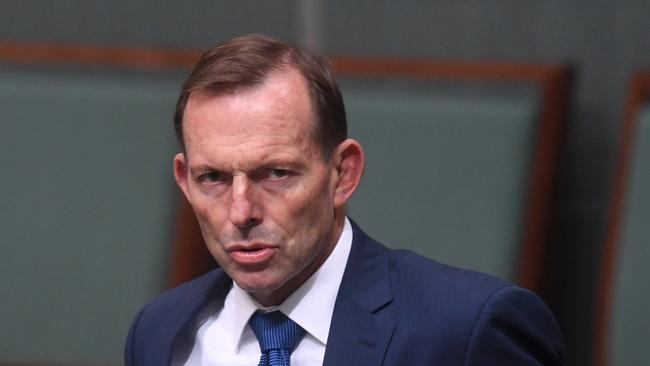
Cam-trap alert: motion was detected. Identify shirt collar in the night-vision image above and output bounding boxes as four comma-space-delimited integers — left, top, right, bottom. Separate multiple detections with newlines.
228, 217, 353, 349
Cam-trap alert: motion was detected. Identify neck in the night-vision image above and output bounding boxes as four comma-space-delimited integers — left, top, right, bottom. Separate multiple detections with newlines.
252, 211, 346, 306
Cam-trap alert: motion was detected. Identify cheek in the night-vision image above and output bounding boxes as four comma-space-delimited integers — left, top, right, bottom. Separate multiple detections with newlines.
189, 196, 227, 237
190, 199, 213, 226
189, 184, 225, 215
286, 180, 335, 240
276, 186, 331, 231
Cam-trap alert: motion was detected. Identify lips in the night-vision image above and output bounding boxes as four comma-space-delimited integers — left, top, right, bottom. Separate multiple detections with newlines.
228, 244, 276, 265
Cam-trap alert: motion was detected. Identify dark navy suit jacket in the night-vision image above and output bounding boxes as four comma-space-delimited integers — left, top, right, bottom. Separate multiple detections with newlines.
125, 222, 566, 365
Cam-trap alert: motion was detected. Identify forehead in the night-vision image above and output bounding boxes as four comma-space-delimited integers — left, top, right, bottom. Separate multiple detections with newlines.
182, 68, 319, 164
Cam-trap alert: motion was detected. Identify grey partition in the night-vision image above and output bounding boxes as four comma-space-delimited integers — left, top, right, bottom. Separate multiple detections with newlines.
607, 105, 650, 365
345, 86, 538, 281
0, 70, 183, 364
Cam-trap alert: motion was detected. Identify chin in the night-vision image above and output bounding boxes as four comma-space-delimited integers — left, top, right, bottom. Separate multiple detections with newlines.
233, 273, 285, 294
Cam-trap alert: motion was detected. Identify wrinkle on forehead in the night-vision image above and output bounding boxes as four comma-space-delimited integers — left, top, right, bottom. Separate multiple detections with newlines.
193, 134, 315, 172
182, 68, 322, 169
185, 67, 316, 134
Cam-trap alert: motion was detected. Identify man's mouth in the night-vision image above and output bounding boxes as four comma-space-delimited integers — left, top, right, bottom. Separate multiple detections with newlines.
228, 244, 276, 265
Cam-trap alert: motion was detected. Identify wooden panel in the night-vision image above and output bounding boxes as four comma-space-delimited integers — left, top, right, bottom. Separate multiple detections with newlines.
595, 71, 650, 366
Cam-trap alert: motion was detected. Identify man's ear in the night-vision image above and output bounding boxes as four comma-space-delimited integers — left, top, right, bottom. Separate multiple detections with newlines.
332, 139, 365, 207
173, 153, 191, 202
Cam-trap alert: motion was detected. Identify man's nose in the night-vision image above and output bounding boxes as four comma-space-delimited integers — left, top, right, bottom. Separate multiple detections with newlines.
229, 176, 262, 229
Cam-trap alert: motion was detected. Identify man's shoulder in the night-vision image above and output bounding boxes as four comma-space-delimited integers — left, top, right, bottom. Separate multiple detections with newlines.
139, 269, 229, 318
125, 269, 230, 365
128, 269, 230, 343
353, 236, 565, 364
382, 244, 550, 317
351, 223, 513, 303
352, 227, 548, 328
383, 244, 524, 312
387, 246, 511, 295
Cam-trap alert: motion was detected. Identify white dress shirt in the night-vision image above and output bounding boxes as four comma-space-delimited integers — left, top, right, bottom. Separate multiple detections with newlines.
177, 218, 353, 365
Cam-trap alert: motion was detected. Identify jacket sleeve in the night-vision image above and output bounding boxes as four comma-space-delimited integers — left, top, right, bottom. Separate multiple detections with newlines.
463, 286, 567, 366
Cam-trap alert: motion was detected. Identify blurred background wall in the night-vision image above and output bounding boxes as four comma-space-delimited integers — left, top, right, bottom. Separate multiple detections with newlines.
2, 1, 650, 365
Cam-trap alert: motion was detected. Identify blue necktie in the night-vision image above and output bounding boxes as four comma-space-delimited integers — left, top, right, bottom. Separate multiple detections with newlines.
248, 310, 306, 366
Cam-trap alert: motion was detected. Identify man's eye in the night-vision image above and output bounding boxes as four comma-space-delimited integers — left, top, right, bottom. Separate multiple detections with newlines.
200, 171, 223, 182
269, 169, 289, 179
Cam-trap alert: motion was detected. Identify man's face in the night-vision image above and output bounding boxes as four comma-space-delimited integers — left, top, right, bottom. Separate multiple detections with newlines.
175, 68, 343, 306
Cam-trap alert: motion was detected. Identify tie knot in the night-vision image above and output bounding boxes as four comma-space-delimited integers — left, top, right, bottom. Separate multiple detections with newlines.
249, 310, 306, 352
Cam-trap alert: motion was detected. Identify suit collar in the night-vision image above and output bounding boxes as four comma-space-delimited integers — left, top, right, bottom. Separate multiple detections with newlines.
323, 220, 396, 366
152, 270, 232, 366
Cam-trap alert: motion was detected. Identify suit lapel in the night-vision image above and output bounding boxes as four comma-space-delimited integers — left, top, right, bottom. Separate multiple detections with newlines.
323, 221, 396, 366
146, 270, 232, 366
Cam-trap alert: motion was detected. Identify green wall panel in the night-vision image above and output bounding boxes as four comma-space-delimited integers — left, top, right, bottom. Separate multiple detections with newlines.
0, 71, 182, 364
346, 90, 537, 280
609, 106, 650, 365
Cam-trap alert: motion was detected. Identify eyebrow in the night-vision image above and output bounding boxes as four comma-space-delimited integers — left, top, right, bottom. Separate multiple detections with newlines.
189, 158, 305, 175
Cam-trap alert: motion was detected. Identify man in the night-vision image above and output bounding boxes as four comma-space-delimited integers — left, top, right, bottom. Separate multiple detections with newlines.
125, 34, 566, 365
